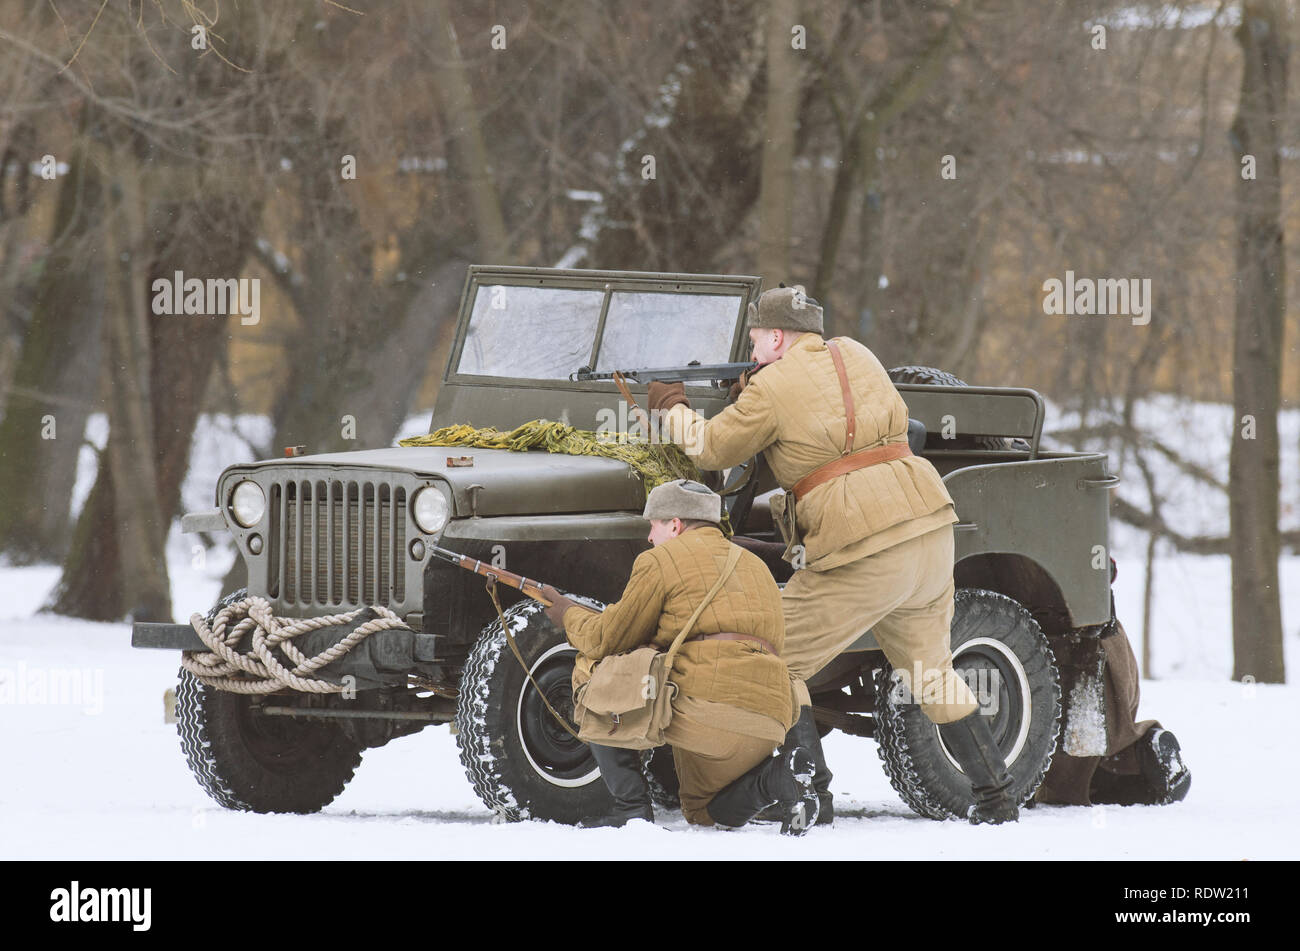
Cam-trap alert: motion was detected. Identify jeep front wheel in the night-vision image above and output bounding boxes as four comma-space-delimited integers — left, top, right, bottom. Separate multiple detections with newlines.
455, 600, 613, 823
175, 668, 363, 813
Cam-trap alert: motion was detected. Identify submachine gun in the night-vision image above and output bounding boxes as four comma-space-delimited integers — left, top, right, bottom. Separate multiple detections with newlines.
569, 361, 757, 386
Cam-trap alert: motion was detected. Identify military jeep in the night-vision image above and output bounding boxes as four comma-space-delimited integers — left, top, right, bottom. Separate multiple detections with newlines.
133, 265, 1121, 824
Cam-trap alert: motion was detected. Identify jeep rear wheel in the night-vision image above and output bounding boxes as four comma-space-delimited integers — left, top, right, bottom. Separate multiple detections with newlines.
455, 600, 613, 823
874, 588, 1060, 819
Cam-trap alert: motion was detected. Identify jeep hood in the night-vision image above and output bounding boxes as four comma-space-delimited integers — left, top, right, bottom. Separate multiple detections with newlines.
244, 446, 647, 517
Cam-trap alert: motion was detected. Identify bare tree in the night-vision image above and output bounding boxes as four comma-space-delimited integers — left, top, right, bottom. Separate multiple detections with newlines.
0, 137, 106, 563
33, 1, 279, 618
1228, 0, 1288, 684
758, 0, 802, 281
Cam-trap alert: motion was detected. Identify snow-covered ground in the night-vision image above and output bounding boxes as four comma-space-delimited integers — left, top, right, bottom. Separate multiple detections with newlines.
0, 583, 1293, 859
1, 400, 1297, 859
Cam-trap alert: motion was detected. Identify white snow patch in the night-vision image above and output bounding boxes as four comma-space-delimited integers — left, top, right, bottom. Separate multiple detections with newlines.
1062, 671, 1108, 757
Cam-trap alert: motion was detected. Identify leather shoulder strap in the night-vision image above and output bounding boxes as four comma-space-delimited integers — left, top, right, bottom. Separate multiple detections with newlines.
826, 339, 855, 456
665, 546, 742, 669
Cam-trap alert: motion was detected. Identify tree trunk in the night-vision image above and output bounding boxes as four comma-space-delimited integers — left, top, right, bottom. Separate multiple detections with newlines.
850, 146, 885, 344
49, 182, 264, 620
99, 156, 171, 622
0, 145, 107, 563
1228, 0, 1287, 684
812, 14, 958, 306
426, 0, 509, 262
757, 0, 800, 283
580, 2, 768, 273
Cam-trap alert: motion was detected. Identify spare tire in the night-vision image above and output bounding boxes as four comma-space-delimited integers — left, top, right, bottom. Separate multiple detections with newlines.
887, 365, 1032, 452
887, 364, 970, 389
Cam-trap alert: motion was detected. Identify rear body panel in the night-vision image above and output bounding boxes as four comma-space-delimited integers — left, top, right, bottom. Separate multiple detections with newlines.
947, 452, 1114, 627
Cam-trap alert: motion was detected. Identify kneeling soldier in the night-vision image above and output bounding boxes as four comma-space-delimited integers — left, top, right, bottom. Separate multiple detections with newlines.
541, 479, 819, 834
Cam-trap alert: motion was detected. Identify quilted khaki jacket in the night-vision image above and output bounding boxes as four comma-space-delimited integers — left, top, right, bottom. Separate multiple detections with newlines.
662, 333, 958, 571
564, 525, 792, 728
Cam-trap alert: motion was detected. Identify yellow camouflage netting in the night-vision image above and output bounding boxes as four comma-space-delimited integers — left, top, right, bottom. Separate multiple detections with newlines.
399, 419, 732, 533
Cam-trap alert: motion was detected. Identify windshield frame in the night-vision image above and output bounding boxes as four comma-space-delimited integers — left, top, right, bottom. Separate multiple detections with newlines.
442, 266, 761, 390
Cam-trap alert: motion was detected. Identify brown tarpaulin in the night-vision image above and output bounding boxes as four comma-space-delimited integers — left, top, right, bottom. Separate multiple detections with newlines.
1034, 620, 1159, 806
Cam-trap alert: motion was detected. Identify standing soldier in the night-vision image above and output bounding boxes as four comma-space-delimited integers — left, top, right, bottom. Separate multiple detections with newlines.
540, 479, 820, 834
649, 286, 1019, 825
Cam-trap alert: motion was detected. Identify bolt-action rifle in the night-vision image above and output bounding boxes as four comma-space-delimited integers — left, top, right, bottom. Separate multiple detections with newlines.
428, 545, 561, 605
430, 544, 598, 739
572, 361, 758, 433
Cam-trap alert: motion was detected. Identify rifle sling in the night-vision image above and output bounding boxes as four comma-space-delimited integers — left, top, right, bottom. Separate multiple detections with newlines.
612, 370, 653, 437
485, 578, 582, 740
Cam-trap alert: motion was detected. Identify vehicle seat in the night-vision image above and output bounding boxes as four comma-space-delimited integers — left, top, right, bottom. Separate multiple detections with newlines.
729, 535, 793, 581
907, 417, 926, 454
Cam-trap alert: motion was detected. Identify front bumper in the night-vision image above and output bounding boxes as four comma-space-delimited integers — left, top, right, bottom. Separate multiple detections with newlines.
131, 618, 445, 689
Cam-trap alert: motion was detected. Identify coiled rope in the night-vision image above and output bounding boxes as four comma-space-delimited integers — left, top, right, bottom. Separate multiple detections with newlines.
181, 596, 409, 695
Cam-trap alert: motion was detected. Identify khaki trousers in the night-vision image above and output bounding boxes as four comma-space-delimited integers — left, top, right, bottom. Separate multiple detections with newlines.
782, 524, 978, 724
664, 697, 784, 825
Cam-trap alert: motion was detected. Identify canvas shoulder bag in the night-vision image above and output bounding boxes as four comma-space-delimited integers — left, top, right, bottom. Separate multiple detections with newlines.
574, 546, 742, 750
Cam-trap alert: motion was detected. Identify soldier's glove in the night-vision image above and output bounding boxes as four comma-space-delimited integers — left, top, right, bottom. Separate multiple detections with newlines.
538, 584, 580, 629
648, 381, 689, 414
726, 365, 763, 402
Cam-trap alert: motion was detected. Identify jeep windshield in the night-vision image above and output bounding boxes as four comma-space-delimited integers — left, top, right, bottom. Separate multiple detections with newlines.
453, 279, 748, 381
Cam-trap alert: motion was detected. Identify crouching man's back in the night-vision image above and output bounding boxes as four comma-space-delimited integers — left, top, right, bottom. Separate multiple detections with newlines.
547, 479, 815, 831
571, 524, 791, 736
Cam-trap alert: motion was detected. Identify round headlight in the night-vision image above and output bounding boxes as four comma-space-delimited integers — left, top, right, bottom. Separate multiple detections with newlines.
412, 486, 450, 534
230, 480, 266, 528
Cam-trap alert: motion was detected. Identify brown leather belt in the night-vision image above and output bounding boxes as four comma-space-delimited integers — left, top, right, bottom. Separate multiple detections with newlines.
791, 441, 912, 501
688, 631, 779, 655
789, 338, 913, 501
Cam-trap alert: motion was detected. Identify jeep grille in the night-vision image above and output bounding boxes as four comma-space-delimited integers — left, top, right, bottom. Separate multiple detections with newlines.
267, 479, 407, 609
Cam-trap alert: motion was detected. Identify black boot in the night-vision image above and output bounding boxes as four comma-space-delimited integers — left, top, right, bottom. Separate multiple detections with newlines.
580, 744, 654, 828
1088, 768, 1148, 806
1138, 728, 1191, 804
1092, 728, 1191, 806
707, 746, 819, 836
937, 710, 1019, 825
755, 707, 834, 825
792, 706, 834, 824
640, 746, 681, 809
